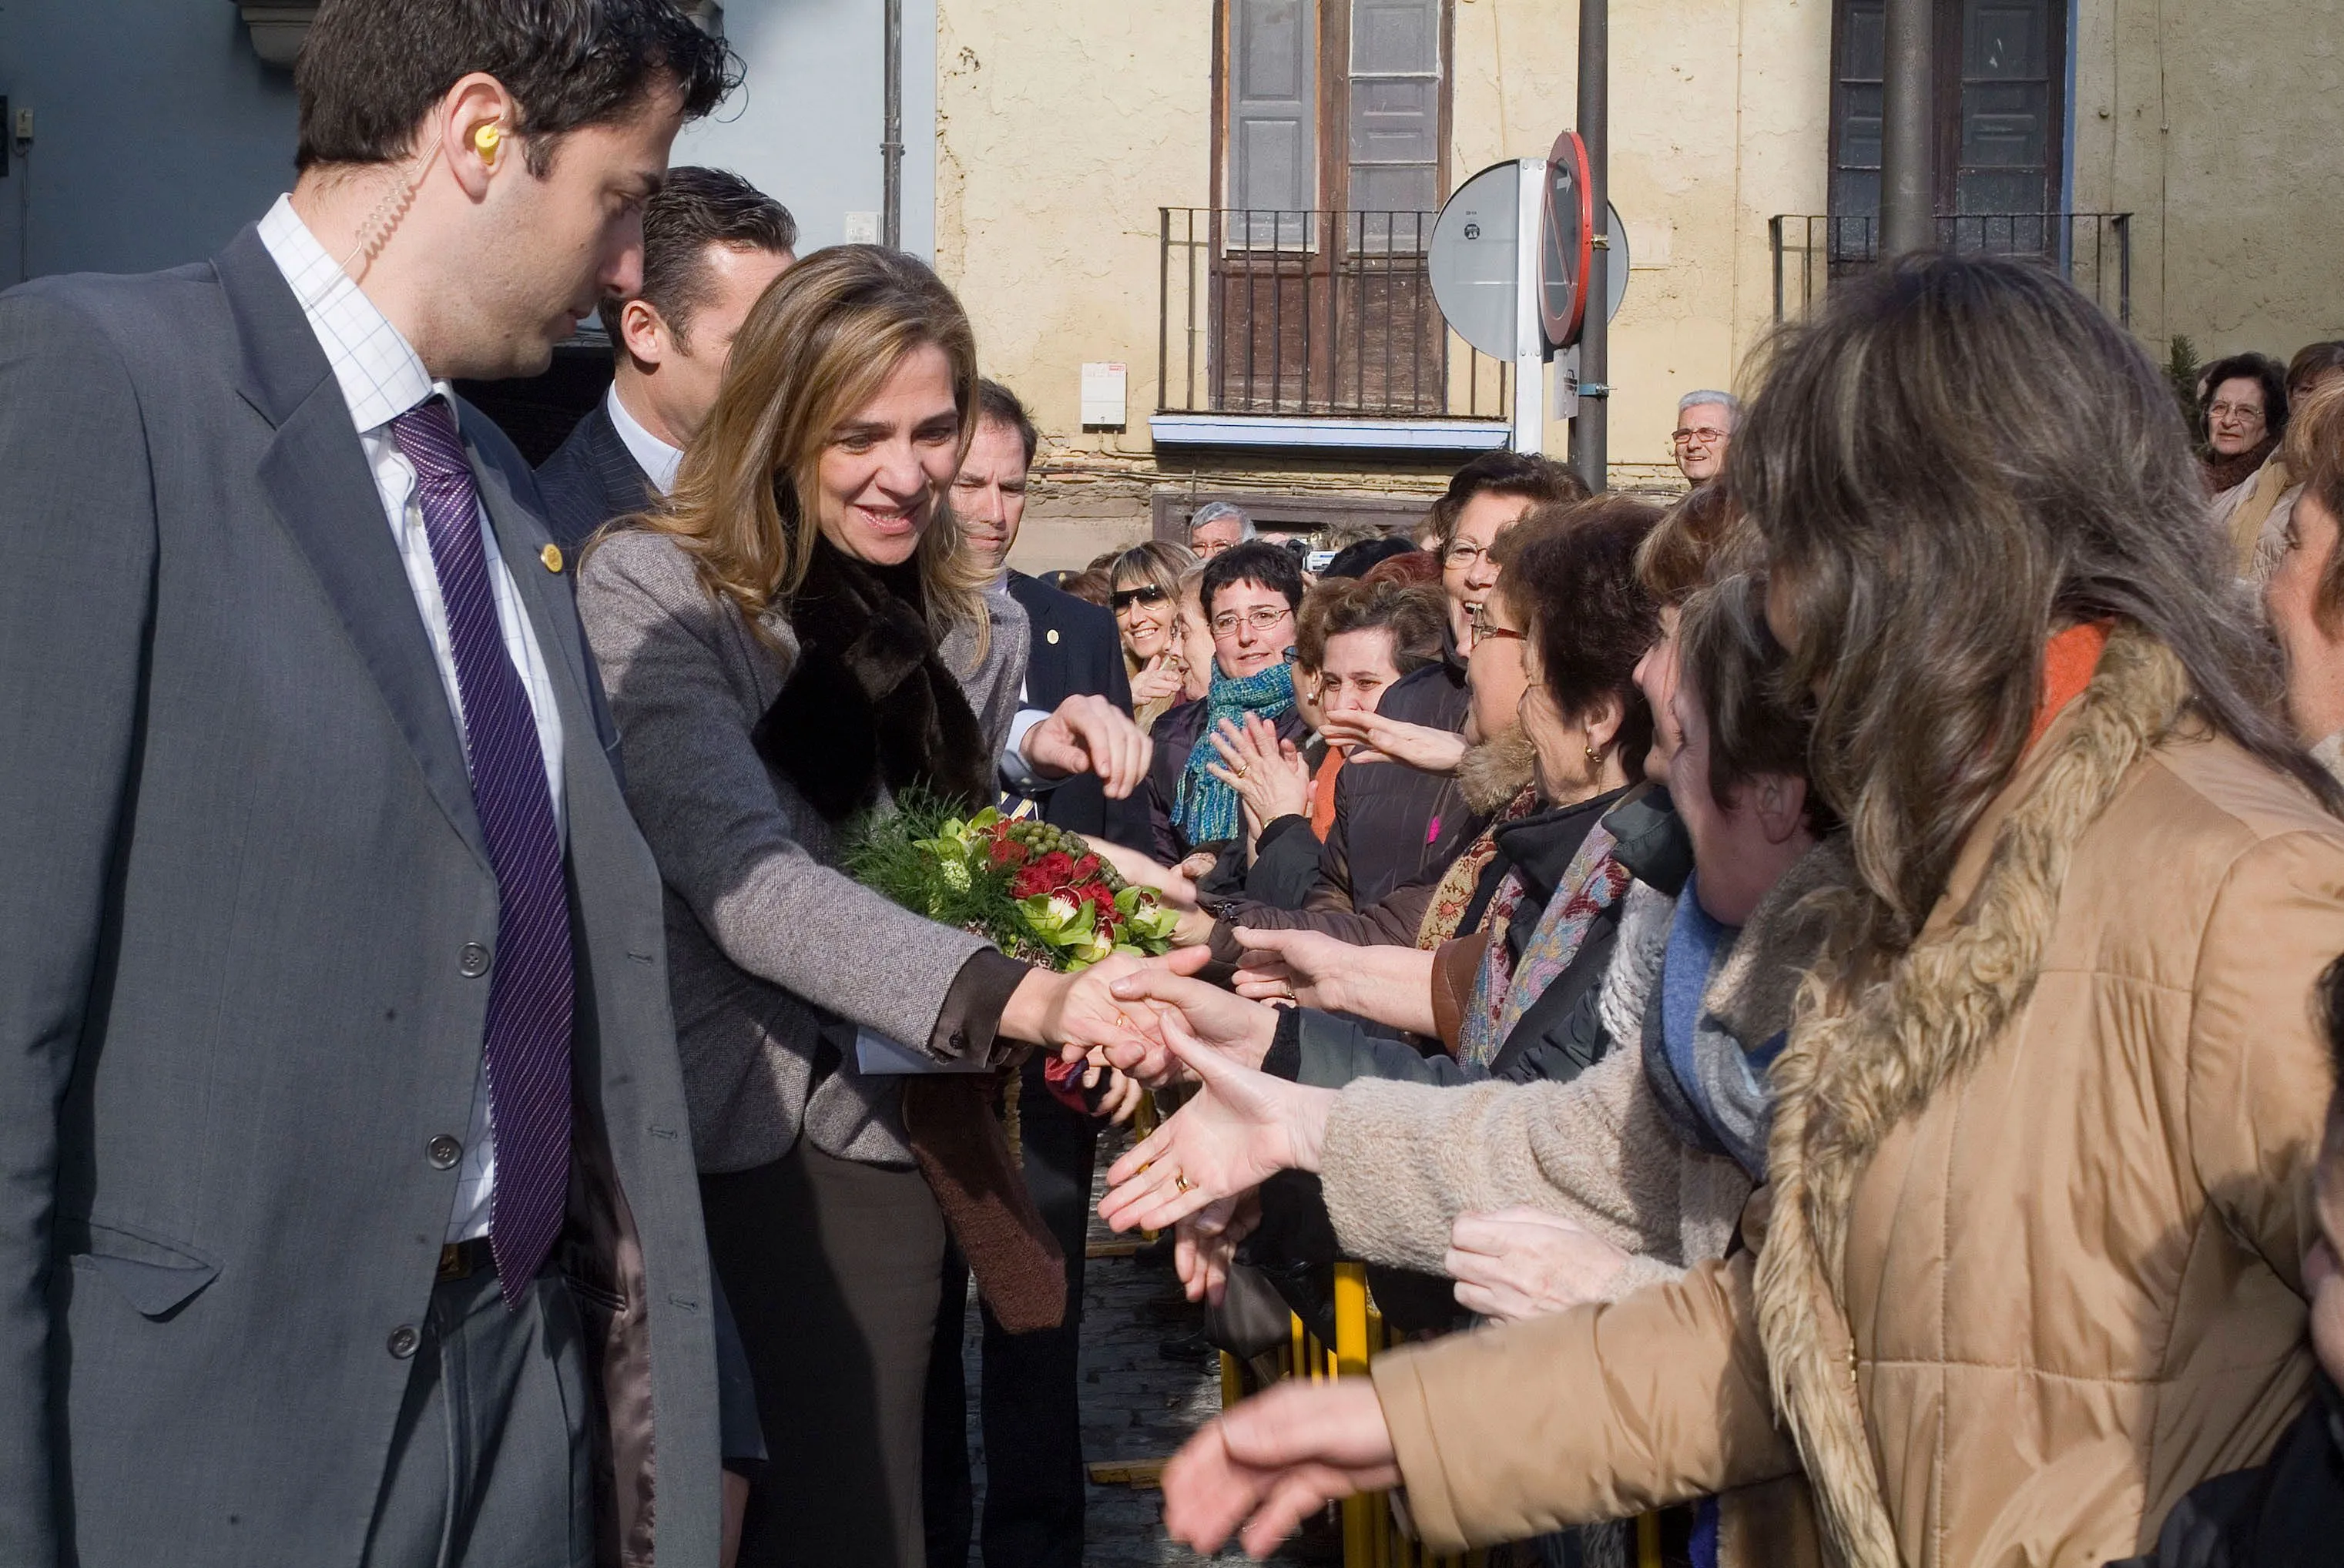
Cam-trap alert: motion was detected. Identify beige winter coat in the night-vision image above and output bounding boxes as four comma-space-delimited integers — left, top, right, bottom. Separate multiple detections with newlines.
1323, 840, 1852, 1566
1367, 628, 2344, 1566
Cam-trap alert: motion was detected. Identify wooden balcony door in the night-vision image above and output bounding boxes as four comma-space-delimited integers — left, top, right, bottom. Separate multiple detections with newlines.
1828, 0, 2067, 259
1212, 0, 1453, 416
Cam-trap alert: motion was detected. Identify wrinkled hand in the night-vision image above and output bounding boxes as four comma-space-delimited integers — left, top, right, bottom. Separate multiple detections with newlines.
1131, 653, 1186, 707
1174, 1189, 1262, 1305
1320, 712, 1468, 773
1444, 1206, 1631, 1323
1093, 960, 1280, 1085
1230, 926, 1364, 1013
1161, 1379, 1400, 1558
1098, 1024, 1333, 1232
1023, 693, 1152, 798
1205, 715, 1314, 829
1083, 1058, 1147, 1125
1175, 850, 1221, 883
1232, 926, 1440, 1037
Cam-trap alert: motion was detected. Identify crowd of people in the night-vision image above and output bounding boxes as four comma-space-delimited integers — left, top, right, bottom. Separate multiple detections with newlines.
9, 5, 2344, 1568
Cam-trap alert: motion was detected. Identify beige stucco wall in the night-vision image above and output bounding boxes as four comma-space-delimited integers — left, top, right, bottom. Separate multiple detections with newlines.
937, 0, 2342, 567
2071, 0, 2344, 361
937, 0, 1834, 563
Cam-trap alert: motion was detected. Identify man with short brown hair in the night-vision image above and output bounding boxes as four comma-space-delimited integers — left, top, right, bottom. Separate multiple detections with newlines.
0, 2, 733, 1562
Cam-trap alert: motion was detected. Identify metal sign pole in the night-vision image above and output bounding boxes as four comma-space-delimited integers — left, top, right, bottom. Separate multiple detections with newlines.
1511, 159, 1546, 454
1575, 0, 1609, 492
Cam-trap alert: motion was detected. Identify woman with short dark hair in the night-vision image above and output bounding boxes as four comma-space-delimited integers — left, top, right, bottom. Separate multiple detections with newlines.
2215, 340, 2344, 577
2199, 350, 2290, 495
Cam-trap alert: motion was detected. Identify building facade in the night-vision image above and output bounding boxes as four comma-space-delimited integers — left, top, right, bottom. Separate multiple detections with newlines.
2, 2, 2336, 568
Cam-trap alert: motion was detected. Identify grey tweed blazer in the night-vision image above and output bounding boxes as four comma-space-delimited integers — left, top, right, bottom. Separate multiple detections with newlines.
578, 528, 1028, 1171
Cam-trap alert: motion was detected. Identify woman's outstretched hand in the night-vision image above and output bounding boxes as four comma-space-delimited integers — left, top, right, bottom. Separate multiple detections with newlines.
1444, 1207, 1632, 1323
1097, 1024, 1336, 1233
1319, 712, 1468, 774
1173, 1189, 1261, 1305
1003, 951, 1185, 1062
1022, 693, 1153, 799
1160, 1379, 1401, 1558
1088, 961, 1279, 1086
1232, 927, 1440, 1037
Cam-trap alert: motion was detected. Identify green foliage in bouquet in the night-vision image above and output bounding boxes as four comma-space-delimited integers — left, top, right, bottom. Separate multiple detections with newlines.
840, 789, 1181, 972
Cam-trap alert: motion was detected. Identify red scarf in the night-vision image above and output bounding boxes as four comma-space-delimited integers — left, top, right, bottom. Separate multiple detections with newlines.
2025, 621, 2112, 755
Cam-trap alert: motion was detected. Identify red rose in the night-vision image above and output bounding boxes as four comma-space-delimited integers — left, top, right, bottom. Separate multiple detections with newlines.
1009, 866, 1052, 899
1071, 853, 1102, 880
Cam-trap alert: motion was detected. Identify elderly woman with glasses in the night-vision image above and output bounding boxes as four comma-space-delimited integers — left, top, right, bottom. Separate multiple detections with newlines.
1144, 541, 1313, 863
1671, 390, 1738, 486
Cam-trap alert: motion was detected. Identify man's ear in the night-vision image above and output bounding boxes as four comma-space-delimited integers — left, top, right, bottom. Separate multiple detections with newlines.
618, 298, 671, 370
1752, 772, 1810, 846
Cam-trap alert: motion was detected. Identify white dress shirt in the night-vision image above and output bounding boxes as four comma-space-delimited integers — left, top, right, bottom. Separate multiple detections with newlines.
257, 195, 566, 1245
605, 380, 684, 497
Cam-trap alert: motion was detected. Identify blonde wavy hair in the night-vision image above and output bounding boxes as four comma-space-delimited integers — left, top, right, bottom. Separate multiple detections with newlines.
632, 243, 992, 661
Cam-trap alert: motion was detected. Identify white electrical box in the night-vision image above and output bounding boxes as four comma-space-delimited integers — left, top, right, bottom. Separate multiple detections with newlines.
842, 211, 879, 245
1080, 362, 1128, 429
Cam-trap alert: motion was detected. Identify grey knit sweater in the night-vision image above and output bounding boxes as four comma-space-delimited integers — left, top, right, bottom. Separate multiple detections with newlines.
576, 528, 1028, 1171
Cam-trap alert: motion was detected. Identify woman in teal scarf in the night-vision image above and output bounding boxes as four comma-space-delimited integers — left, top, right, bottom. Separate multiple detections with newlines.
1146, 541, 1311, 860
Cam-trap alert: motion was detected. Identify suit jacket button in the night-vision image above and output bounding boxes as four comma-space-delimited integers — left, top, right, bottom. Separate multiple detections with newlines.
458, 943, 491, 977
387, 1325, 420, 1359
427, 1135, 463, 1170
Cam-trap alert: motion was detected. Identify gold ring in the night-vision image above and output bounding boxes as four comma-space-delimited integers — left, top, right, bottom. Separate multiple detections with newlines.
1174, 1173, 1192, 1194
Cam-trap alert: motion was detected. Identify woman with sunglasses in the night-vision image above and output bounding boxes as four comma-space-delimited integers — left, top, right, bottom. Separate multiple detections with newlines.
1108, 541, 1197, 732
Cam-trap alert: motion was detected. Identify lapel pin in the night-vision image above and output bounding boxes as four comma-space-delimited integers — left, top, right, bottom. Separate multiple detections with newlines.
1045, 628, 1060, 645
541, 543, 564, 574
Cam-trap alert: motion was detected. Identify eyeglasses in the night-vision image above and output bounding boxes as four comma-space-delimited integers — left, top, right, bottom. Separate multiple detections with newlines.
1211, 605, 1294, 637
1442, 540, 1494, 569
2208, 400, 2266, 425
1467, 604, 1528, 648
1110, 585, 1169, 612
1671, 426, 1729, 447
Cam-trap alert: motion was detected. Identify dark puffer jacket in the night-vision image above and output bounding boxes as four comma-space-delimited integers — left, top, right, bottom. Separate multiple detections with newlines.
2108, 1372, 2344, 1568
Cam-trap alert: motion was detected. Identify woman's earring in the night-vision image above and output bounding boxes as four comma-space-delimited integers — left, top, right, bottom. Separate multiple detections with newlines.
1584, 742, 1601, 771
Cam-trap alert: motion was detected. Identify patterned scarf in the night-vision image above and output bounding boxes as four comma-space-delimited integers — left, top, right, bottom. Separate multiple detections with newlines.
1414, 783, 1540, 950
1455, 820, 1631, 1068
1172, 659, 1296, 846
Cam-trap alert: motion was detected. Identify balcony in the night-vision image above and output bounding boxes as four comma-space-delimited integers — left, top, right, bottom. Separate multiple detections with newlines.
1769, 212, 2133, 326
1153, 208, 1516, 454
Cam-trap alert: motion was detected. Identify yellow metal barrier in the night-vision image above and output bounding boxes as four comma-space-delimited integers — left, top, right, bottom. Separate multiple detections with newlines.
1216, 1261, 1659, 1568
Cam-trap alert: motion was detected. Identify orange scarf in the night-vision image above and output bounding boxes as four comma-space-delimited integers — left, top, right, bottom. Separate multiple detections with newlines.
1308, 749, 1345, 840
2025, 621, 2112, 754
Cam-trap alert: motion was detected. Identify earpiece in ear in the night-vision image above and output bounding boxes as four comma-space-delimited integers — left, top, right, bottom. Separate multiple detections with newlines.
474, 122, 503, 163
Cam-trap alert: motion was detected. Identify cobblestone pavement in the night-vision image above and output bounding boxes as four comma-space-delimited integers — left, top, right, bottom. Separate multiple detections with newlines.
947, 1127, 1337, 1567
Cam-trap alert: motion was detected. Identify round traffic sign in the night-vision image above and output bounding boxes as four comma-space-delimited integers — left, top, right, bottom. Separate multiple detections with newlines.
1541, 131, 1593, 347
1426, 160, 1523, 361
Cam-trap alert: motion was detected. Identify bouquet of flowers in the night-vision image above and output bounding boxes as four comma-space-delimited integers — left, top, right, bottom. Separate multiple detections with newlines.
842, 791, 1181, 972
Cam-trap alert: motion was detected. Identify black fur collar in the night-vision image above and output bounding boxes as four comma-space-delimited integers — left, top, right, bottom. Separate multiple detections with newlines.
752, 539, 993, 822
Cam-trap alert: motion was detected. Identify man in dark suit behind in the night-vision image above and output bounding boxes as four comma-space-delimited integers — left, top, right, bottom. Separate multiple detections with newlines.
922, 380, 1146, 1568
0, 4, 736, 1564
537, 166, 796, 551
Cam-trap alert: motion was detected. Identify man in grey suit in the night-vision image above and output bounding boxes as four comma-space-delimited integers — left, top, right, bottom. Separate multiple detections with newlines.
0, 4, 736, 1564
538, 166, 796, 554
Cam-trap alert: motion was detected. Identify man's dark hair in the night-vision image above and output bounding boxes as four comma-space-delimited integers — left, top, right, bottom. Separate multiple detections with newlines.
1201, 539, 1306, 619
296, 0, 735, 176
599, 166, 796, 345
1321, 534, 1418, 579
1427, 451, 1588, 551
976, 379, 1040, 468
2197, 351, 2290, 446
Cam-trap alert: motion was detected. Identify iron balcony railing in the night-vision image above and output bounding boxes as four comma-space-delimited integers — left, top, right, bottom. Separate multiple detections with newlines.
1770, 212, 2133, 326
1158, 207, 1513, 421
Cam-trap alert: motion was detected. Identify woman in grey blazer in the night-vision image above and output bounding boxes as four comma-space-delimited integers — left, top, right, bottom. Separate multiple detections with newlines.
577, 247, 1154, 1568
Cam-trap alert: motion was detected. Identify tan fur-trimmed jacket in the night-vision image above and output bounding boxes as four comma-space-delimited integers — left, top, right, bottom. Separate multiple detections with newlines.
1368, 629, 2344, 1566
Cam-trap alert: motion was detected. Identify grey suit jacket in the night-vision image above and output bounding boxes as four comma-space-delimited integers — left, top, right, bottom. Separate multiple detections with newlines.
0, 228, 721, 1566
576, 529, 1028, 1172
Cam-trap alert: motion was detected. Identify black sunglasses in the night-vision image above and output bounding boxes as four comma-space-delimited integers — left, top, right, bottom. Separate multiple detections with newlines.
1110, 585, 1170, 611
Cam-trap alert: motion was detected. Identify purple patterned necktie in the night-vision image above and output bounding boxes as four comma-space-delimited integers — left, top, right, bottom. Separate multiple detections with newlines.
392, 398, 573, 1307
